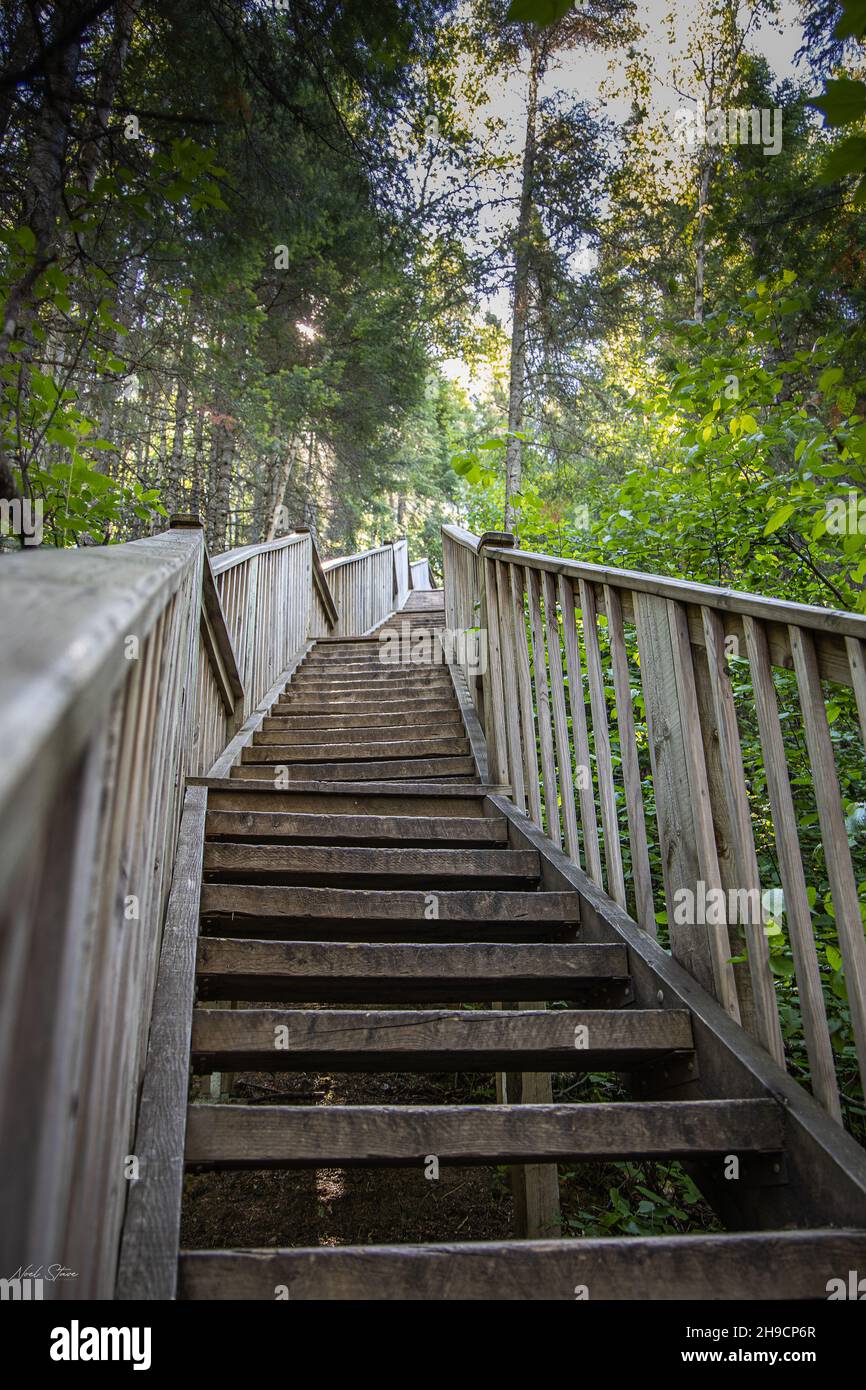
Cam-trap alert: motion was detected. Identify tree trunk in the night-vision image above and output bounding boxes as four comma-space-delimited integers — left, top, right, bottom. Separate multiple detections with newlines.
693, 158, 712, 323
78, 0, 140, 193
266, 434, 299, 540
211, 417, 234, 554
503, 35, 542, 535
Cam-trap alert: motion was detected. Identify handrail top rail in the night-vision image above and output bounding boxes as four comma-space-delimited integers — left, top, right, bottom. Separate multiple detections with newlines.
0, 527, 205, 885
210, 531, 307, 575
323, 539, 404, 572
444, 524, 866, 641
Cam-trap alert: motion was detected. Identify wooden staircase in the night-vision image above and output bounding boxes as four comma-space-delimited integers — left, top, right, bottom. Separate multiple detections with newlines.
169, 590, 866, 1299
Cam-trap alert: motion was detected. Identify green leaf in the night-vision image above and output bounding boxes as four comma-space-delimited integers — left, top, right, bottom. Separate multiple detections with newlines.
819, 366, 843, 392
835, 0, 866, 40
764, 503, 796, 535
811, 78, 866, 128
506, 0, 574, 24
819, 135, 866, 184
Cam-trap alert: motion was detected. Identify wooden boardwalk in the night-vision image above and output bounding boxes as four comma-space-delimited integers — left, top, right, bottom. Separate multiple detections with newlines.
123, 588, 866, 1299
5, 525, 866, 1300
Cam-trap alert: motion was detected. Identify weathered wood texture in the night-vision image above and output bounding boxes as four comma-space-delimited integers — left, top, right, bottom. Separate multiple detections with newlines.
116, 786, 207, 1300
179, 1230, 866, 1300
185, 1098, 783, 1168
0, 516, 429, 1299
442, 525, 866, 1124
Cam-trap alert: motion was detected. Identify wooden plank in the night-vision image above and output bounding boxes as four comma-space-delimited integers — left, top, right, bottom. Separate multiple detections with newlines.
494, 559, 526, 811
558, 575, 602, 884
232, 756, 475, 781
203, 844, 538, 877
479, 552, 509, 787
509, 564, 543, 827
667, 600, 740, 1023
115, 785, 207, 1300
185, 1098, 782, 1168
634, 591, 717, 995
200, 885, 580, 921
190, 1007, 693, 1071
254, 721, 464, 745
526, 567, 560, 845
845, 635, 866, 749
243, 737, 469, 762
604, 584, 654, 934
542, 571, 580, 862
790, 624, 866, 1100
264, 710, 463, 731
743, 616, 841, 1120
700, 607, 784, 1064
204, 810, 507, 843
179, 1230, 866, 1300
195, 939, 628, 1002
271, 699, 458, 717
579, 579, 626, 909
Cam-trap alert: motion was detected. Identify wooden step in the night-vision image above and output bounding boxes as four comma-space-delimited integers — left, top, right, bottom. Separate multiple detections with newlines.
243, 737, 470, 763
254, 721, 464, 746
178, 1230, 866, 1300
302, 656, 444, 670
270, 700, 458, 718
200, 885, 579, 923
204, 810, 507, 845
205, 787, 489, 816
283, 680, 454, 699
291, 665, 452, 681
262, 711, 465, 731
190, 1007, 693, 1071
203, 845, 538, 880
195, 939, 628, 1001
232, 756, 475, 781
184, 1098, 783, 1169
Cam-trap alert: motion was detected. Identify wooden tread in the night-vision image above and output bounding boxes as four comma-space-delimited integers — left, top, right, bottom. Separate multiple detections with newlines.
263, 710, 464, 731
271, 698, 457, 717
204, 810, 508, 845
184, 1098, 783, 1169
231, 755, 476, 781
178, 1230, 866, 1300
195, 938, 628, 1001
202, 845, 538, 880
190, 1007, 693, 1071
200, 885, 579, 922
243, 737, 470, 762
254, 722, 464, 745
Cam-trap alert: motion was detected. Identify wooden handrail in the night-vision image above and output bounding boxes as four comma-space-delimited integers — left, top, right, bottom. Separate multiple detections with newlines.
0, 517, 421, 1297
441, 522, 866, 1129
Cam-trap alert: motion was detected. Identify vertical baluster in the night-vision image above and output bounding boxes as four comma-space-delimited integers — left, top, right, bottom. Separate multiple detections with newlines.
743, 615, 841, 1118
605, 584, 655, 934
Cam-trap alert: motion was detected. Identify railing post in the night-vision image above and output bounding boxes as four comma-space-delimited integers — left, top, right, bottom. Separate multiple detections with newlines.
477, 531, 515, 791
633, 592, 740, 1020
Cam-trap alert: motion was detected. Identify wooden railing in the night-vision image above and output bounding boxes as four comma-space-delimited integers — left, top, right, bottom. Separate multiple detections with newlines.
0, 520, 415, 1297
442, 525, 866, 1126
324, 539, 406, 636
411, 557, 434, 590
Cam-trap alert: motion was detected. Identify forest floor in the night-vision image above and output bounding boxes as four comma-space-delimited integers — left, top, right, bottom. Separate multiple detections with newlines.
181, 1049, 720, 1247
